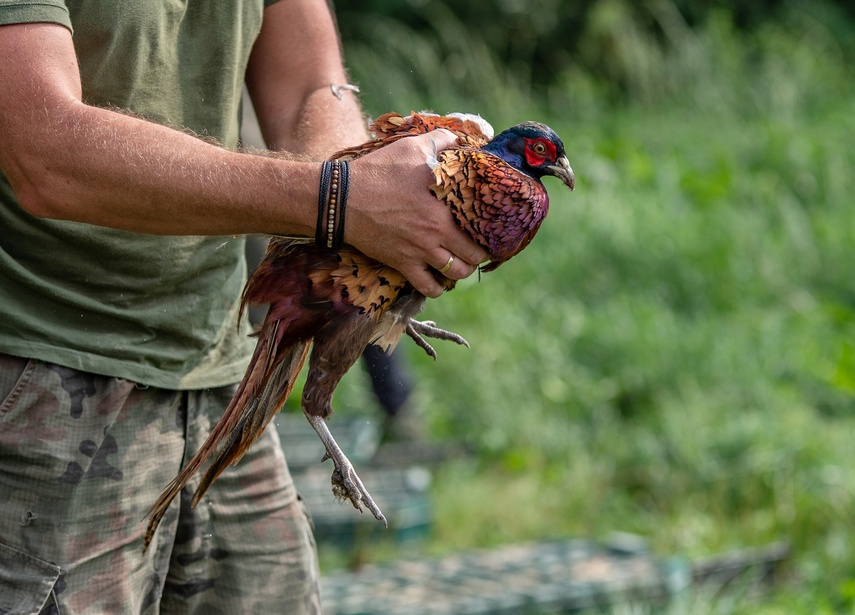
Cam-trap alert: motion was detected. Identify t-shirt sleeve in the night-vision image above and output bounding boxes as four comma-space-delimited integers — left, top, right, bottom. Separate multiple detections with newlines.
0, 1, 72, 32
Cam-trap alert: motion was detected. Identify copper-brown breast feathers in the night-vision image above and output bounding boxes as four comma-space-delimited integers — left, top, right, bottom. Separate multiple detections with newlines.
431, 148, 549, 271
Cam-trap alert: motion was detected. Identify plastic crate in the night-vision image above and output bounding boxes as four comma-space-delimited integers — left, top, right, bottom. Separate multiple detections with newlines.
294, 465, 433, 546
275, 413, 381, 471
321, 539, 690, 615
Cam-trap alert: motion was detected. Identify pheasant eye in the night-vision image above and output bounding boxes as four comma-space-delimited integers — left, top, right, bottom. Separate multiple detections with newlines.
523, 137, 557, 167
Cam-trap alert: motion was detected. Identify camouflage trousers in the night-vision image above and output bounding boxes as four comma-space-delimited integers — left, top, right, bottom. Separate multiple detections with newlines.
0, 353, 322, 615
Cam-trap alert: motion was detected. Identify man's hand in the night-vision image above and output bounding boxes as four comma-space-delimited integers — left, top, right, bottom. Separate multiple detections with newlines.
345, 130, 489, 297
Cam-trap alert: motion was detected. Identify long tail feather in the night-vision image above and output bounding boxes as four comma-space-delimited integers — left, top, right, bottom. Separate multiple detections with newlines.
143, 330, 310, 552
191, 340, 310, 507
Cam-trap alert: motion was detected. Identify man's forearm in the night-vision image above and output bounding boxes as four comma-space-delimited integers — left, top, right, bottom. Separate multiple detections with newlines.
245, 0, 370, 158
5, 98, 319, 237
269, 83, 370, 159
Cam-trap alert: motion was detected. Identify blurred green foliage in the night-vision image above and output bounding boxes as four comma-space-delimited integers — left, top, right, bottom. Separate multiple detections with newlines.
337, 0, 855, 108
314, 1, 855, 610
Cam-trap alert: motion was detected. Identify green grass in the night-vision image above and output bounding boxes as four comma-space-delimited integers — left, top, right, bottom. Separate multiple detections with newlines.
315, 2, 855, 611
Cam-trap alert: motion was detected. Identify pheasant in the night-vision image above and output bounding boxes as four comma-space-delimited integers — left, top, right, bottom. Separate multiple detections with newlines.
144, 112, 574, 549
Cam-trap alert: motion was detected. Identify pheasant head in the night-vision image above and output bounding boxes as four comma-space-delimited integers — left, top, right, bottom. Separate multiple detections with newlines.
482, 121, 575, 190
430, 119, 574, 272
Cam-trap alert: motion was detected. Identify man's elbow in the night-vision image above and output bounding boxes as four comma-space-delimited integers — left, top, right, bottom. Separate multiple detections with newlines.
5, 166, 68, 220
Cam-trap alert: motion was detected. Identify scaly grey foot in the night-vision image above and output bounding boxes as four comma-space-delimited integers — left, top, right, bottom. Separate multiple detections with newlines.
306, 414, 387, 527
406, 319, 470, 360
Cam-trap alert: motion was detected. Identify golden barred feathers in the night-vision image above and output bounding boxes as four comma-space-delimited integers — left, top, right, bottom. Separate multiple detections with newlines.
309, 247, 408, 320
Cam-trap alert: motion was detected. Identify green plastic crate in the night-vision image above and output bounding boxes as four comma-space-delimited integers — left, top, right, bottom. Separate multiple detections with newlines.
321, 539, 691, 615
275, 413, 382, 471
294, 465, 433, 547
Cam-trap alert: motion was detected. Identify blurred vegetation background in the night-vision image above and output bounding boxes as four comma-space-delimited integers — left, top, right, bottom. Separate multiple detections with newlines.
310, 0, 855, 611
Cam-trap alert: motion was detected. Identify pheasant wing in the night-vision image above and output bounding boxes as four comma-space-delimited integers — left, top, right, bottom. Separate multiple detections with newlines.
331, 111, 493, 161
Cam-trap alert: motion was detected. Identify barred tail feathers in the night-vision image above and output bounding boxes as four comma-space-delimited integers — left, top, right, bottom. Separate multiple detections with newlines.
191, 340, 310, 507
143, 326, 310, 551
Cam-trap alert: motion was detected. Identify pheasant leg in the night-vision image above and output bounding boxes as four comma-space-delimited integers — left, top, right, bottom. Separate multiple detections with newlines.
305, 413, 388, 527
406, 319, 470, 359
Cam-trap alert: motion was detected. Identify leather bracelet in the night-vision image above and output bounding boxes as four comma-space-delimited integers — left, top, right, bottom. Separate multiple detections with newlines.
315, 160, 350, 250
315, 161, 334, 247
333, 160, 350, 250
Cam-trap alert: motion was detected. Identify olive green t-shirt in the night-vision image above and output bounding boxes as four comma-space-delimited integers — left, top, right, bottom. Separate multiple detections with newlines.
0, 0, 280, 389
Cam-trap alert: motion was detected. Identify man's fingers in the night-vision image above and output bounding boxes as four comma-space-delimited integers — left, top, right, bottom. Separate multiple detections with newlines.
407, 267, 445, 299
444, 236, 489, 270
465, 244, 490, 267
419, 128, 458, 153
433, 251, 478, 281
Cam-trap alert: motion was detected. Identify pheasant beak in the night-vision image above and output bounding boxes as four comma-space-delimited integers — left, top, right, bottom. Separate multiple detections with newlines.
547, 156, 575, 191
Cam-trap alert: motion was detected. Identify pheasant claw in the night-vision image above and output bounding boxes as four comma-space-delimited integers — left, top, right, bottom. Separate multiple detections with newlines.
406, 324, 437, 360
306, 414, 387, 527
408, 319, 470, 349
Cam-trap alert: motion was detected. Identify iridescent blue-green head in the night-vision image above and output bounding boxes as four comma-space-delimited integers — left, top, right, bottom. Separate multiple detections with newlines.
483, 122, 575, 190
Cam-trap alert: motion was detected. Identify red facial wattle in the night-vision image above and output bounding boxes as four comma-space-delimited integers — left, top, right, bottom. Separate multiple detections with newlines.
523, 137, 557, 168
